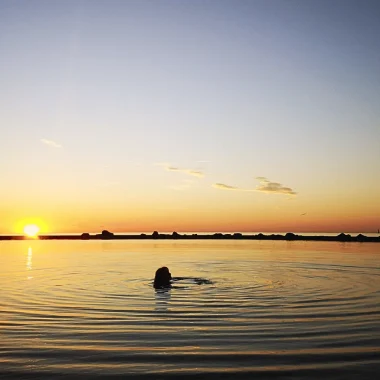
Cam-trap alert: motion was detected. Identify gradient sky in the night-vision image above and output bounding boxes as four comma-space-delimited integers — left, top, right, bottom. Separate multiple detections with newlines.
1, 0, 379, 234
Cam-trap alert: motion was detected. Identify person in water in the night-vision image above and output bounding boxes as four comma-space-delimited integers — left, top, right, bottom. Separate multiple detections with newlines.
154, 266, 172, 289
154, 267, 212, 289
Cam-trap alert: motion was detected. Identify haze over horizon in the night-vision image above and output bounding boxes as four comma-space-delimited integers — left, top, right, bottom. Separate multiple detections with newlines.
1, 0, 379, 234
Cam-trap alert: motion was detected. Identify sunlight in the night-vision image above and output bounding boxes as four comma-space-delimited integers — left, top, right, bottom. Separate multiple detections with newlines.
15, 218, 47, 235
23, 224, 40, 238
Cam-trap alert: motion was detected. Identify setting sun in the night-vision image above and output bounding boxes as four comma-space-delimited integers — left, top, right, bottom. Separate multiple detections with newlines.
23, 224, 40, 237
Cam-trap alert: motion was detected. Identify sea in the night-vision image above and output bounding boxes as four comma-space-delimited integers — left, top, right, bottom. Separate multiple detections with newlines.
1, 239, 380, 379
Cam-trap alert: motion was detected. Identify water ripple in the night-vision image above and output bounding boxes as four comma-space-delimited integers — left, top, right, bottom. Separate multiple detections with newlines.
1, 240, 380, 378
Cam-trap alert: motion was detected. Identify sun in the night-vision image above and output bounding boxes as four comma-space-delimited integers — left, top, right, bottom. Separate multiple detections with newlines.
23, 224, 40, 238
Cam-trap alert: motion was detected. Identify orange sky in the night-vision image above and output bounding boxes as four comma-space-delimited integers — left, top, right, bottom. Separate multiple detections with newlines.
1, 1, 380, 235
4, 188, 379, 234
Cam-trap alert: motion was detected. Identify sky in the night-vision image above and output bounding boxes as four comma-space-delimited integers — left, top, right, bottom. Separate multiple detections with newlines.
1, 0, 379, 234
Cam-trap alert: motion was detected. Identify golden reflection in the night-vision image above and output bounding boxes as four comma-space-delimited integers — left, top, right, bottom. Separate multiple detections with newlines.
27, 246, 33, 279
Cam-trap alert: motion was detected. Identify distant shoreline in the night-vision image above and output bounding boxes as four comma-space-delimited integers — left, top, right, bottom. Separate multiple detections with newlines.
1, 231, 379, 242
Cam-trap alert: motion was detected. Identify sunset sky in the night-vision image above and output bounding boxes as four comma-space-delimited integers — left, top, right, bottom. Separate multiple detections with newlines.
1, 0, 379, 234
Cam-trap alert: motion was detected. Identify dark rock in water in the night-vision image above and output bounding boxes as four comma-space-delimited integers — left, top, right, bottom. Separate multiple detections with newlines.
285, 232, 297, 240
101, 230, 114, 239
337, 233, 351, 242
356, 234, 368, 242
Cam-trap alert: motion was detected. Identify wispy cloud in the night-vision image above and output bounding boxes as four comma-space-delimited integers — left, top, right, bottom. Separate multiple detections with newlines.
213, 177, 297, 196
41, 139, 62, 148
156, 163, 205, 178
185, 169, 204, 178
213, 183, 239, 190
255, 177, 297, 195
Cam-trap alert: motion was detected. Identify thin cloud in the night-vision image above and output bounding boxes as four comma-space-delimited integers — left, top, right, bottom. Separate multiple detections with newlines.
41, 139, 62, 148
157, 164, 205, 178
213, 177, 297, 196
255, 177, 297, 195
186, 170, 204, 178
213, 183, 239, 190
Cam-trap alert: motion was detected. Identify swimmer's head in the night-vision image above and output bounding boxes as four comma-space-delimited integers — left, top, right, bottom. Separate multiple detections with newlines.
154, 266, 172, 289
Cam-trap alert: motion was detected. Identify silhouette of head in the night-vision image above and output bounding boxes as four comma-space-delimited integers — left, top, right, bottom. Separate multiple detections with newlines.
154, 267, 172, 289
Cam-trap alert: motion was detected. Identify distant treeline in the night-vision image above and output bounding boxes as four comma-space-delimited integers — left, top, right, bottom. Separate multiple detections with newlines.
1, 230, 379, 242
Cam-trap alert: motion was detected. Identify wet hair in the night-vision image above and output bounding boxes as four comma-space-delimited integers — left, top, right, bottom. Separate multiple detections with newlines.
154, 266, 172, 289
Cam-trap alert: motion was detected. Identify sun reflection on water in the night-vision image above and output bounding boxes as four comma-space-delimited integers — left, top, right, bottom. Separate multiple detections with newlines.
27, 246, 33, 279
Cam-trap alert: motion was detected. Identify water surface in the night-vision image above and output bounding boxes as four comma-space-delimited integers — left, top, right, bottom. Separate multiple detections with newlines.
1, 240, 380, 379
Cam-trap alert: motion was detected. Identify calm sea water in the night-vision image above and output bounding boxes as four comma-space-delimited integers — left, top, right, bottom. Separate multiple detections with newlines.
1, 240, 380, 379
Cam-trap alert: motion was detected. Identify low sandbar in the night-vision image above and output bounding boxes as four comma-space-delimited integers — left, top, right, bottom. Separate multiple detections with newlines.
1, 232, 379, 243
